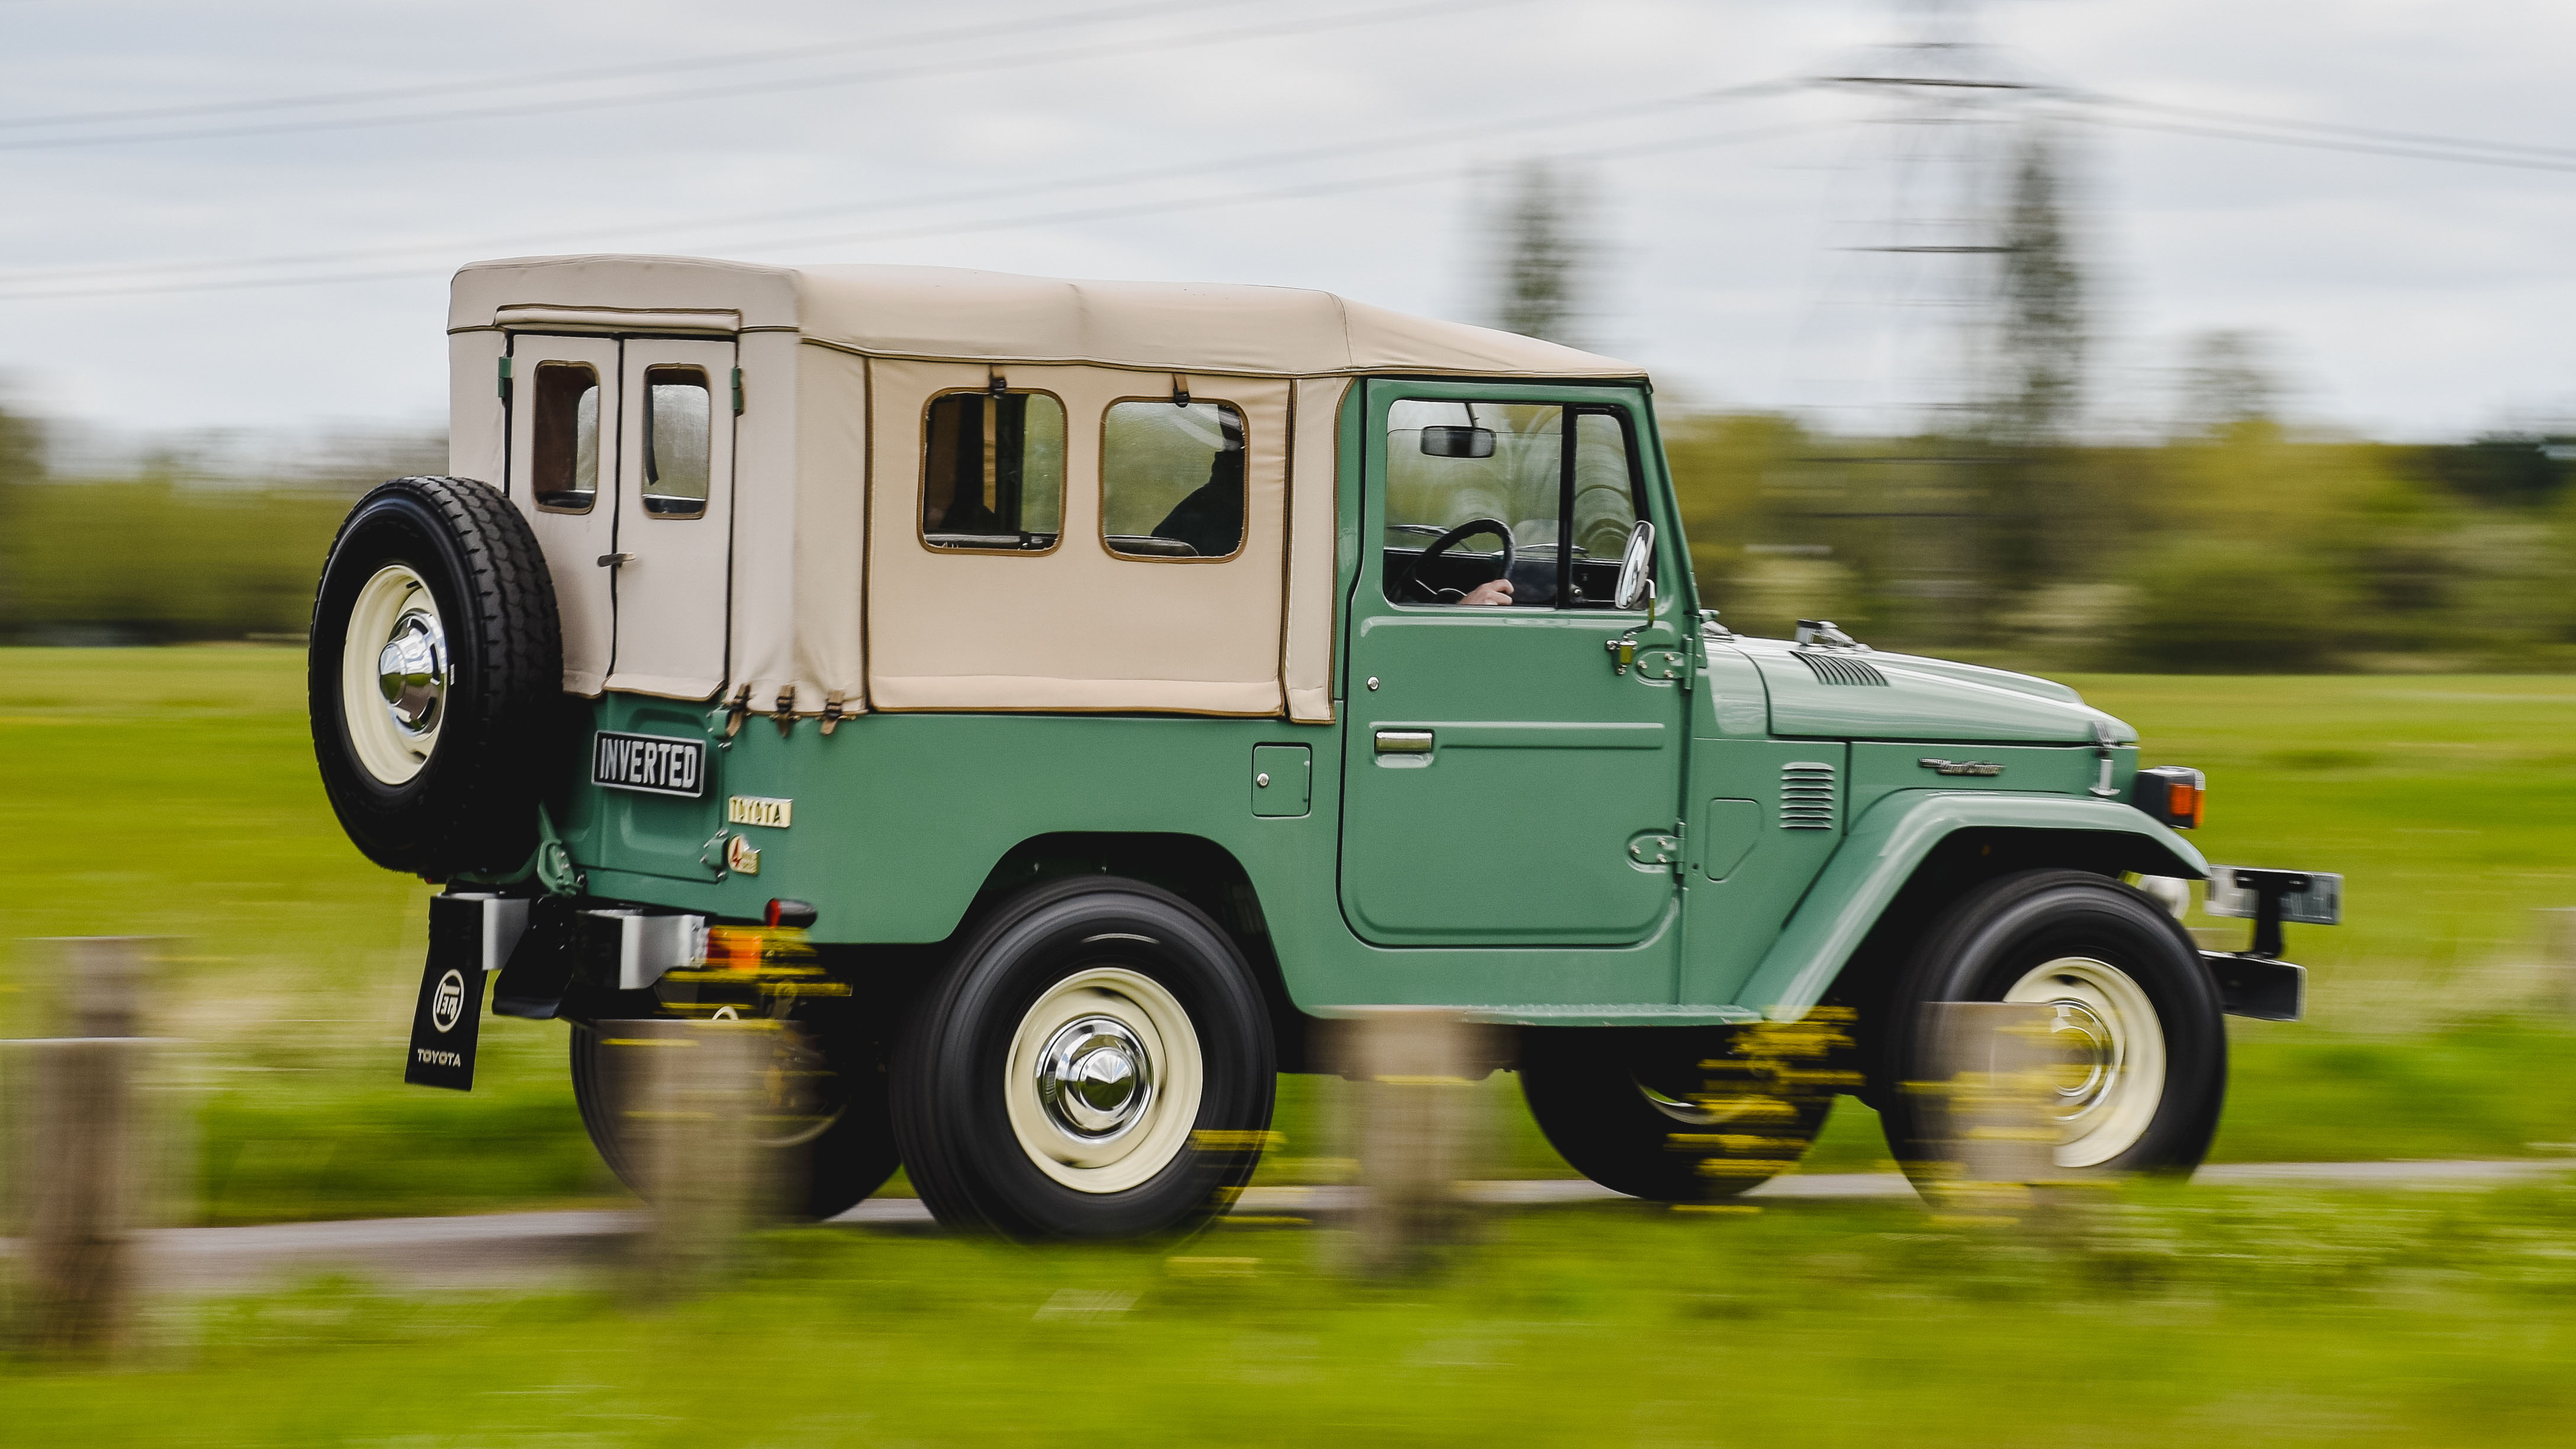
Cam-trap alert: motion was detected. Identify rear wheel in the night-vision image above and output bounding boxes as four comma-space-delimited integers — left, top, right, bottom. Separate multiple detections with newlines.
890, 878, 1275, 1239
1877, 868, 2225, 1183
1520, 1027, 1835, 1201
568, 1006, 900, 1220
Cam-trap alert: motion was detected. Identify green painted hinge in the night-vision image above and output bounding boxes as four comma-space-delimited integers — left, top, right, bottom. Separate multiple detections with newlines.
496, 355, 513, 405
731, 366, 744, 416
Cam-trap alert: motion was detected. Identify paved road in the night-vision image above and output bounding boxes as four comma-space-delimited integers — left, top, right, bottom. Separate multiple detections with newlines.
78, 1158, 2569, 1291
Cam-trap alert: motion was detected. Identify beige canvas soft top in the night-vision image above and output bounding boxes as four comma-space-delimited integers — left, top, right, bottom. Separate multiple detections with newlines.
452, 255, 1649, 724
449, 255, 1645, 378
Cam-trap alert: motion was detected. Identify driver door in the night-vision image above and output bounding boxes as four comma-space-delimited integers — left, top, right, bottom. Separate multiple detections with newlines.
1337, 382, 1689, 950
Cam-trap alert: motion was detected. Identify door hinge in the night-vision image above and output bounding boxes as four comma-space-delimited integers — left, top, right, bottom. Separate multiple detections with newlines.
497, 355, 513, 405
731, 366, 744, 417
1626, 831, 1682, 869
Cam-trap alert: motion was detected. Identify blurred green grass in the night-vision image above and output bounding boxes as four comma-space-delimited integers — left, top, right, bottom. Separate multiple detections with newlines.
9, 1180, 2576, 1445
3, 650, 2573, 1225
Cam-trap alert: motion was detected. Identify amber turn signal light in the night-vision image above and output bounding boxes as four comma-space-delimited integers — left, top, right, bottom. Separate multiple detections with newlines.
2131, 766, 2205, 830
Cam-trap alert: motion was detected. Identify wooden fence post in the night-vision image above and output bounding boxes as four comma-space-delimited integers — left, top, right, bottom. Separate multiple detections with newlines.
606, 1018, 780, 1300
15, 937, 157, 1358
1923, 1001, 2064, 1219
2538, 908, 2576, 1015
1334, 1007, 1494, 1275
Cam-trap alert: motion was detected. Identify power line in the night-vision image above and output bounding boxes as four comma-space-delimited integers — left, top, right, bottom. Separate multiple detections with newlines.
0, 115, 1838, 303
2074, 92, 2576, 168
2073, 108, 2576, 176
0, 79, 1800, 293
0, 0, 1244, 133
0, 0, 1516, 153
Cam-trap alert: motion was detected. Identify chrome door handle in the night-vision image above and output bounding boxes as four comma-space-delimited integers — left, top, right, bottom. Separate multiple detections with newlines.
1374, 729, 1434, 756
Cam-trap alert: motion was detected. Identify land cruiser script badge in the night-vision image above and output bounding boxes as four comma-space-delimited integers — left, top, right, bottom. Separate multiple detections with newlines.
593, 731, 706, 798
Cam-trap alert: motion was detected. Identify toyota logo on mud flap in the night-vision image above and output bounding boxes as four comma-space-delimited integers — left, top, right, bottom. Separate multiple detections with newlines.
431, 968, 467, 1033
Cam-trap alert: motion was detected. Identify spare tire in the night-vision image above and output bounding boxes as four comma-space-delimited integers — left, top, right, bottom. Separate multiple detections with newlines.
309, 476, 562, 878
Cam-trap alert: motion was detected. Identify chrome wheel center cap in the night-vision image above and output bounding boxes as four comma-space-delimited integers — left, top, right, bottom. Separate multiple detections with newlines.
377, 608, 448, 737
2046, 1000, 2115, 1113
1037, 1016, 1154, 1139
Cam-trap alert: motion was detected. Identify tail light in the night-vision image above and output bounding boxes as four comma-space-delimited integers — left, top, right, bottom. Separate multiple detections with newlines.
2131, 766, 2205, 830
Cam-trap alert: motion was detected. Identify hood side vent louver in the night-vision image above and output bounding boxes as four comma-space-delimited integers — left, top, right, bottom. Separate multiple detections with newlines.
1793, 650, 1889, 686
1781, 762, 1837, 831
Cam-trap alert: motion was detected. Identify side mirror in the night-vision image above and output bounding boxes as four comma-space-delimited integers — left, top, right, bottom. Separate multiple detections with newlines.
1420, 425, 1496, 459
1612, 520, 1656, 612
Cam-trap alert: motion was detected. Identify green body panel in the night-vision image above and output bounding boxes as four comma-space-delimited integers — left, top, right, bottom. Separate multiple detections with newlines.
548, 373, 2197, 1028
1733, 791, 2210, 1021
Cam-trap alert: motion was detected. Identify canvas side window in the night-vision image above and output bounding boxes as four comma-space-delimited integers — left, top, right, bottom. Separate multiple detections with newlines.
641, 365, 711, 519
530, 361, 600, 513
1101, 400, 1246, 559
921, 390, 1066, 551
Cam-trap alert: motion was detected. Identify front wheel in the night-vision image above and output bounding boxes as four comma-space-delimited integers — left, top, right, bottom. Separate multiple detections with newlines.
1877, 868, 2226, 1183
890, 878, 1275, 1239
1520, 1026, 1835, 1201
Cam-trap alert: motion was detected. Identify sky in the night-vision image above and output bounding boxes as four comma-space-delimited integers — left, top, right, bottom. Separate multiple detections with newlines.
3, 0, 2574, 448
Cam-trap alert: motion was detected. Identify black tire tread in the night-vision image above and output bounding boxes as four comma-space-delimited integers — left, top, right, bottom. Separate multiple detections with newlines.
308, 475, 562, 875
1876, 868, 2225, 1181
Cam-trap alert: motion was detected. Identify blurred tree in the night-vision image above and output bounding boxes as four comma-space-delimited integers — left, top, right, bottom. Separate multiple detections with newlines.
2118, 538, 2349, 672
1972, 126, 2092, 642
0, 399, 36, 631
1488, 158, 1591, 347
2175, 330, 2281, 436
1662, 411, 1809, 630
1987, 127, 2086, 444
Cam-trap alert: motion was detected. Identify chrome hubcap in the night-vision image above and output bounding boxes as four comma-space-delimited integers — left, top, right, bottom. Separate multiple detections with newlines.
2004, 955, 2168, 1170
1036, 1016, 1154, 1139
2045, 1000, 2115, 1115
376, 608, 448, 737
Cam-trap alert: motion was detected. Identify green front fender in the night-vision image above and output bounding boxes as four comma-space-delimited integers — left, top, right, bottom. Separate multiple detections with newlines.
1732, 791, 2208, 1021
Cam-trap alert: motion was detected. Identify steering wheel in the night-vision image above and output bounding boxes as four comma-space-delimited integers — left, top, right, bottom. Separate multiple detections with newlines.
1397, 518, 1516, 604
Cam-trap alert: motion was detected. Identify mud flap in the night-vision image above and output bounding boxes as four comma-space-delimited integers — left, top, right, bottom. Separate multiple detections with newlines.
403, 894, 529, 1090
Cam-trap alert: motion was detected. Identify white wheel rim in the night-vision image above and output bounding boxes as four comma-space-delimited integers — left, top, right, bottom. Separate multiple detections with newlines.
2003, 955, 2167, 1170
1005, 966, 1202, 1194
340, 564, 448, 786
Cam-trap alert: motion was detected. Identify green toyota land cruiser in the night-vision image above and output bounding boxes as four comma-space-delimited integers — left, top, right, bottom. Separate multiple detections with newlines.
311, 256, 2333, 1239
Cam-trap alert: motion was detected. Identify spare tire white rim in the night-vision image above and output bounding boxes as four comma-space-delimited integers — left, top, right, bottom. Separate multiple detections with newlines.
1005, 966, 1202, 1194
342, 564, 447, 786
2003, 955, 2167, 1170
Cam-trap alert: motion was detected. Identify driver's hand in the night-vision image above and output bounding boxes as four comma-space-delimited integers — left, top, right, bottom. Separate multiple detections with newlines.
1458, 579, 1514, 607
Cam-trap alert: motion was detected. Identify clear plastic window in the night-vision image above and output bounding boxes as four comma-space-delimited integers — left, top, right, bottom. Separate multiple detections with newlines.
1382, 401, 1642, 608
1102, 400, 1246, 559
641, 366, 710, 518
530, 361, 600, 513
921, 391, 1067, 551
1572, 412, 1641, 564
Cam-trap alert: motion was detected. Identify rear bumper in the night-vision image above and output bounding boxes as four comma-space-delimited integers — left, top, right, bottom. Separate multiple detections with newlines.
2201, 951, 2305, 1023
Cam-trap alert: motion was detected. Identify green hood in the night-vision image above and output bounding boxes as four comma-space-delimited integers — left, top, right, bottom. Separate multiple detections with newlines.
1727, 637, 2134, 744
